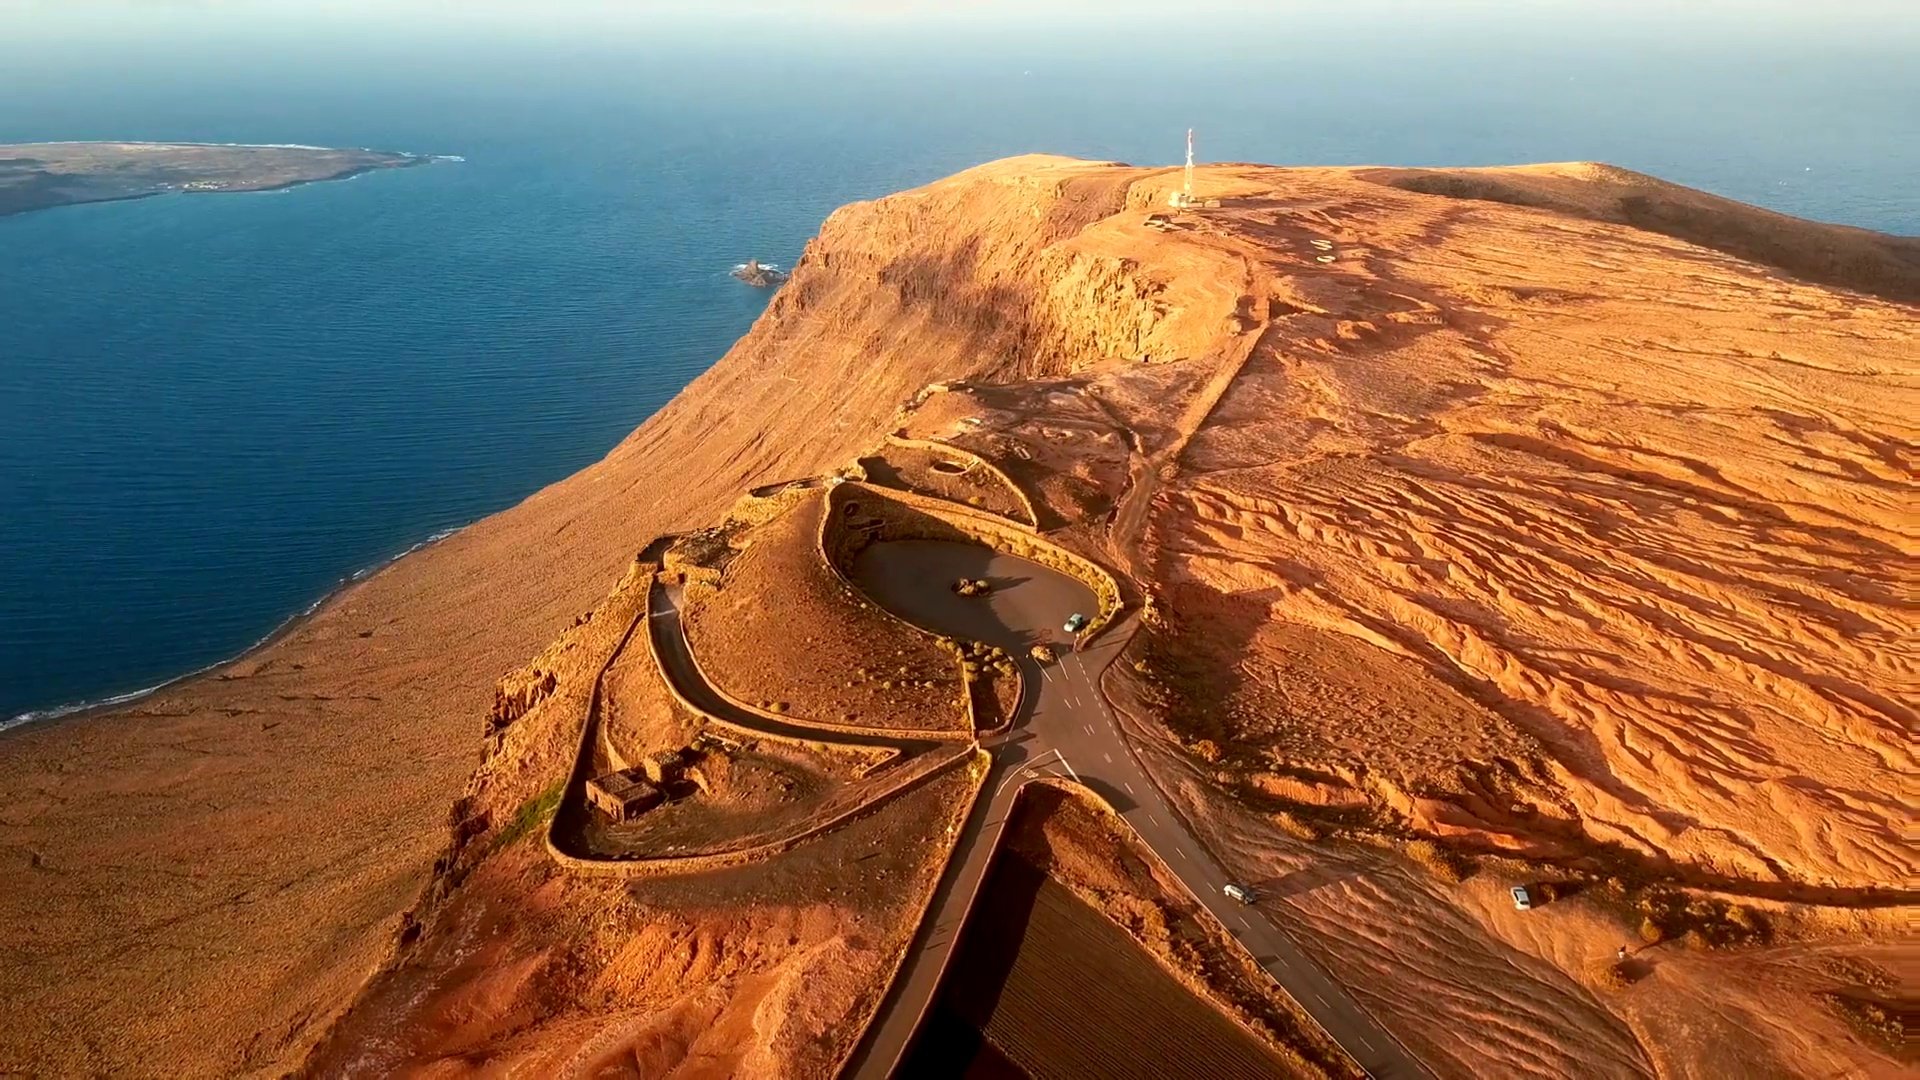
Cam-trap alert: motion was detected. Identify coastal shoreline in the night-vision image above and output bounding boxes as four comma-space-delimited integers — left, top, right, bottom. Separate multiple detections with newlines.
0, 141, 437, 218
0, 523, 466, 734
182, 157, 432, 198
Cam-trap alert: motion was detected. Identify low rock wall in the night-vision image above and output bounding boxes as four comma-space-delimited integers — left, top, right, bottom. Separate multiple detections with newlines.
824, 482, 1124, 642
882, 433, 1041, 528
547, 744, 983, 879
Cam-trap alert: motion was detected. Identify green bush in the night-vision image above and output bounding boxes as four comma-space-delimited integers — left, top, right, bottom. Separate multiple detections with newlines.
493, 782, 564, 851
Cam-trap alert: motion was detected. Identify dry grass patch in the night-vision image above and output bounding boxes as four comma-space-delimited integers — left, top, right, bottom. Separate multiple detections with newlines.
1820, 990, 1913, 1061
1402, 838, 1475, 884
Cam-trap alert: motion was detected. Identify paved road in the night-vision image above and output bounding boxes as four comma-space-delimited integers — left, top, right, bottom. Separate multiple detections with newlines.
841, 540, 1432, 1080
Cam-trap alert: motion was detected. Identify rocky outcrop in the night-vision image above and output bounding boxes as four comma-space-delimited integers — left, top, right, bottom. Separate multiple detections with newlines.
488, 668, 556, 737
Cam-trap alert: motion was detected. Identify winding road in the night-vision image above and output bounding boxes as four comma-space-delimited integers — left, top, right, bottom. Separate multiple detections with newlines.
838, 540, 1433, 1080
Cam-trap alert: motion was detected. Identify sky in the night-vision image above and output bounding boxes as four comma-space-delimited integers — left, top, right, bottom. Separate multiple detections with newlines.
6, 0, 1919, 33
2, 0, 1913, 231
6, 1, 1916, 73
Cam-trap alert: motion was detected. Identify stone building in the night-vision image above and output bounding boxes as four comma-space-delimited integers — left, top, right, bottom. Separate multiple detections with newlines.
585, 767, 663, 822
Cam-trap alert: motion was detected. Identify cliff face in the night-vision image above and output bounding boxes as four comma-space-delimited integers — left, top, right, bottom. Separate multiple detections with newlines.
0, 155, 1912, 1078
0, 153, 1226, 1078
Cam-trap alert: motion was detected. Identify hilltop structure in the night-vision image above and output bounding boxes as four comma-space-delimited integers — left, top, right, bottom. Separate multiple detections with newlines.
1169, 127, 1199, 209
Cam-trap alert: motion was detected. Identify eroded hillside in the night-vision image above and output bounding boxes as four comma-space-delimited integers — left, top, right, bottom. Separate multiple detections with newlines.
1, 154, 1911, 1078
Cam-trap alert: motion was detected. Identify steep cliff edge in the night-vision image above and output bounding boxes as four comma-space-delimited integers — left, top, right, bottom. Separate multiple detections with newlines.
0, 155, 1911, 1078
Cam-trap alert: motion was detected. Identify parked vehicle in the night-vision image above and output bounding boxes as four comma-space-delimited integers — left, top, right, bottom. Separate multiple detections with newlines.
1223, 883, 1257, 904
1063, 612, 1089, 633
1511, 885, 1533, 911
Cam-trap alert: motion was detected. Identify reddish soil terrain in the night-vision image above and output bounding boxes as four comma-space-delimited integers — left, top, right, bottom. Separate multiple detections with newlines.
0, 153, 1911, 1077
598, 623, 704, 763
682, 492, 969, 734
577, 599, 901, 860
901, 380, 1135, 532
857, 439, 1031, 523
306, 766, 980, 1078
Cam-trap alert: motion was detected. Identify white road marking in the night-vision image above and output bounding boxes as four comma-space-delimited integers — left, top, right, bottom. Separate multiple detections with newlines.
1147, 813, 1160, 826
1103, 752, 1113, 764
1310, 991, 1330, 1009
1124, 782, 1135, 796
1356, 1035, 1378, 1053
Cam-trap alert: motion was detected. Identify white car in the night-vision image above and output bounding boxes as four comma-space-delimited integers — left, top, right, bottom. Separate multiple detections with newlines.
1223, 883, 1256, 904
1511, 886, 1533, 911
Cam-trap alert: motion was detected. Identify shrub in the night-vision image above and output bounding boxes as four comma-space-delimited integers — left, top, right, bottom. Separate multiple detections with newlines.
1273, 811, 1319, 841
1627, 888, 1768, 949
492, 782, 564, 851
1823, 993, 1903, 1050
1404, 839, 1467, 884
1594, 961, 1635, 992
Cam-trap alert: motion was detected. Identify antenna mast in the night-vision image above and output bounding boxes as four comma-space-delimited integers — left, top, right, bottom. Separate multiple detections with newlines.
1184, 128, 1195, 202
1170, 128, 1199, 209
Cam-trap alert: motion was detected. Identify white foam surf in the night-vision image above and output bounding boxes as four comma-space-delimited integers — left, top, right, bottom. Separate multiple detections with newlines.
3, 523, 468, 732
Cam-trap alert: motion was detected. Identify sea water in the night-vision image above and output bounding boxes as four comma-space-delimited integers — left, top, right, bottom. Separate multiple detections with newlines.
2, 5, 1916, 721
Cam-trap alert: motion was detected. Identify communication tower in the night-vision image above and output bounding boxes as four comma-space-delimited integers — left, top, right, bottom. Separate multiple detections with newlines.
1169, 128, 1199, 209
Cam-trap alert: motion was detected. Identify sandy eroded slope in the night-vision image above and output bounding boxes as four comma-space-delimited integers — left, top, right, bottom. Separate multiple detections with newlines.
0, 154, 1911, 1077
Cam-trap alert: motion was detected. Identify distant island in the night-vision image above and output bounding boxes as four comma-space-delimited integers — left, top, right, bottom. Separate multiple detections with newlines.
0, 141, 431, 217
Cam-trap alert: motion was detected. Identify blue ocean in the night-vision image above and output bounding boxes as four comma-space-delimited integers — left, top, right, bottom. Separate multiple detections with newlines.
2, 5, 1916, 722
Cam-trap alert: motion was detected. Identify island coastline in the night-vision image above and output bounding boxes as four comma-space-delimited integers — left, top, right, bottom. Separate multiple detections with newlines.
0, 140, 435, 218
